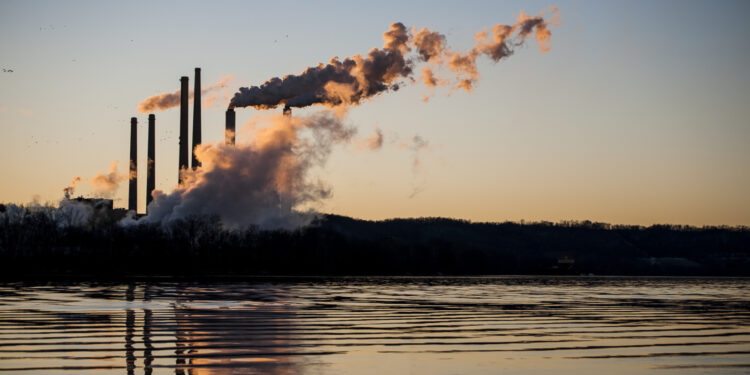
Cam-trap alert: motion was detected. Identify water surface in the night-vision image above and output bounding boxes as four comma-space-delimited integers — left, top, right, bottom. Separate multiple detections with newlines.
0, 277, 748, 374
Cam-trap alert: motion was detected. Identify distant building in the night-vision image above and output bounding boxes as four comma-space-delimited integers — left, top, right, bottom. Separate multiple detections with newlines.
71, 197, 114, 211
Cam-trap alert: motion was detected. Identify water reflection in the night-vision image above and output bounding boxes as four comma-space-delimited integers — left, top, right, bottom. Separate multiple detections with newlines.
170, 285, 304, 375
0, 278, 748, 374
144, 308, 153, 375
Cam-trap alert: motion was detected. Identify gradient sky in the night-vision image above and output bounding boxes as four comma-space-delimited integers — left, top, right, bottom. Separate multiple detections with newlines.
1, 0, 749, 226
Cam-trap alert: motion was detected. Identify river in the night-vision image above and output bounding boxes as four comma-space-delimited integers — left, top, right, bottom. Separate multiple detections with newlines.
0, 277, 748, 374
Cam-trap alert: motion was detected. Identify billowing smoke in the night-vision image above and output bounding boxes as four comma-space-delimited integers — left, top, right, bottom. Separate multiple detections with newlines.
62, 176, 82, 199
91, 161, 127, 198
230, 8, 558, 109
229, 22, 412, 110
61, 162, 126, 201
137, 75, 234, 113
139, 110, 355, 230
124, 9, 558, 230
418, 7, 560, 92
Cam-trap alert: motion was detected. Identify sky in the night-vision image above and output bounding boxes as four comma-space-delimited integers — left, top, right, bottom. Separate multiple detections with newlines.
1, 0, 749, 226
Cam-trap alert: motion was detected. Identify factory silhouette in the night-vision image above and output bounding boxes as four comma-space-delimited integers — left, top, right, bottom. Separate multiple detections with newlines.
3, 75, 750, 278
1, 13, 748, 278
124, 67, 289, 216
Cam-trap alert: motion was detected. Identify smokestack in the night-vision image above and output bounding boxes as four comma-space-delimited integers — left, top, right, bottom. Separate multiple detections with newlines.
179, 76, 189, 183
225, 108, 235, 146
191, 68, 201, 169
147, 114, 155, 211
128, 117, 137, 212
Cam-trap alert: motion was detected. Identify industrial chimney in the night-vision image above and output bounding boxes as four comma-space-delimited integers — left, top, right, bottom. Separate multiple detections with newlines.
128, 117, 137, 212
147, 114, 155, 211
225, 108, 236, 146
178, 76, 189, 183
191, 68, 201, 169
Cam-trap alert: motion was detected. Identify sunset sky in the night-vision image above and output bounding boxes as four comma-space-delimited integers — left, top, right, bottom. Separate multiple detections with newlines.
1, 0, 749, 226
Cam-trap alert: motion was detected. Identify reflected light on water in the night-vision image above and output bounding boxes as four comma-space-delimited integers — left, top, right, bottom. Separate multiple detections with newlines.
0, 277, 748, 374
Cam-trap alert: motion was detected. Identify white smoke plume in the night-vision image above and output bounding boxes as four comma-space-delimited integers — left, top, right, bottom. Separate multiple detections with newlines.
90, 161, 127, 198
0, 199, 97, 229
122, 8, 558, 230
139, 110, 355, 230
230, 8, 558, 109
230, 22, 412, 110
54, 199, 95, 228
62, 176, 82, 199
137, 75, 234, 113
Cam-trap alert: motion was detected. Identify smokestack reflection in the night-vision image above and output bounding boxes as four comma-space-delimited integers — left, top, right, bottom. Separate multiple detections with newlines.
172, 286, 301, 374
122, 284, 154, 375
179, 76, 189, 183
143, 308, 153, 375
192, 68, 202, 170
113, 284, 306, 374
225, 108, 236, 146
128, 117, 137, 212
125, 284, 135, 375
125, 309, 135, 375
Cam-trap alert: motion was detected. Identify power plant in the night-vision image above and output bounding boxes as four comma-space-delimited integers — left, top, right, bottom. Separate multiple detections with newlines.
128, 117, 137, 212
125, 68, 293, 213
225, 108, 235, 146
178, 76, 189, 183
147, 114, 155, 210
126, 68, 286, 213
127, 70, 198, 213
192, 68, 201, 170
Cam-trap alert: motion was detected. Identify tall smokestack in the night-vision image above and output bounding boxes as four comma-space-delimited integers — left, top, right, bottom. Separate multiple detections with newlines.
147, 114, 155, 211
179, 76, 189, 183
128, 117, 137, 212
191, 68, 201, 169
225, 108, 235, 146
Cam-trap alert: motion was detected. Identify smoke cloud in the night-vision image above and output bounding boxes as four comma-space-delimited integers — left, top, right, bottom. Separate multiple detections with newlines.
230, 8, 558, 109
91, 161, 127, 198
230, 22, 413, 110
121, 8, 558, 230
62, 176, 82, 199
137, 75, 234, 113
140, 111, 355, 230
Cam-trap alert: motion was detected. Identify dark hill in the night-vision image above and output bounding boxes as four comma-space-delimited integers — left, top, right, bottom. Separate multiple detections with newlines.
1, 210, 748, 278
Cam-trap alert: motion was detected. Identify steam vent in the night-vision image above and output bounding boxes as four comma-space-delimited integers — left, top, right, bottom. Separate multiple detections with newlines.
192, 68, 201, 169
128, 117, 137, 212
178, 76, 189, 183
147, 114, 155, 210
225, 108, 235, 146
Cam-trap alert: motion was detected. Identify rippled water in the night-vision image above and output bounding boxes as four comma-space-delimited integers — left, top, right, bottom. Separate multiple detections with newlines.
0, 277, 749, 374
